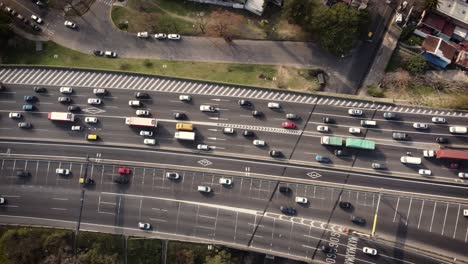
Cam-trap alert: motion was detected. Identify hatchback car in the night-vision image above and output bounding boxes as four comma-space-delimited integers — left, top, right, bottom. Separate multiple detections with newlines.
295, 197, 308, 204
238, 99, 252, 107
56, 168, 70, 175
197, 144, 210, 150
363, 247, 377, 256
243, 130, 255, 137
282, 122, 296, 129
18, 122, 32, 129
135, 92, 149, 99
219, 178, 232, 185
143, 139, 156, 145
24, 95, 37, 102
348, 109, 363, 116
431, 117, 446, 124
136, 110, 150, 116
286, 113, 299, 120
71, 126, 82, 131
253, 139, 266, 146
129, 100, 141, 106
60, 86, 73, 94
167, 34, 181, 40
165, 172, 180, 180
174, 112, 186, 120
118, 167, 131, 174
351, 215, 366, 225
155, 33, 167, 39
179, 95, 191, 102
315, 155, 331, 163
349, 127, 361, 134
87, 98, 101, 105
392, 132, 408, 140
58, 97, 71, 103
383, 112, 398, 119
33, 86, 46, 93
140, 130, 153, 137
64, 20, 77, 29
223, 127, 234, 134
138, 222, 151, 230
280, 206, 297, 215
267, 102, 281, 109
418, 169, 432, 176
316, 125, 328, 132
269, 150, 281, 157
413, 123, 429, 129
9, 112, 21, 119
84, 117, 98, 123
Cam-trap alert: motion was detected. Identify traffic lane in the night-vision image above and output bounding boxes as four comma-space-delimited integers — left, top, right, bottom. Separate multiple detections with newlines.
365, 128, 468, 146
375, 109, 468, 127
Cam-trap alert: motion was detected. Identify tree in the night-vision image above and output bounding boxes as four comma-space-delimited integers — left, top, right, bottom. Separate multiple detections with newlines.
405, 54, 427, 75
194, 12, 209, 35
283, 0, 315, 24
0, 12, 13, 47
424, 0, 439, 10
205, 250, 232, 264
208, 10, 243, 41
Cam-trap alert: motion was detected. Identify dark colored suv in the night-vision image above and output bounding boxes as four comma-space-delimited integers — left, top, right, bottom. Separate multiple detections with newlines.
280, 206, 297, 215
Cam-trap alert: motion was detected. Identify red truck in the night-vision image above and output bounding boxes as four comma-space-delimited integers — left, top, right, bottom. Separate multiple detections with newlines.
436, 149, 468, 160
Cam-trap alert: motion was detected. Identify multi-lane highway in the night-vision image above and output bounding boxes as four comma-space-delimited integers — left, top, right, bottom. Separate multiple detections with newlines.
1, 66, 468, 263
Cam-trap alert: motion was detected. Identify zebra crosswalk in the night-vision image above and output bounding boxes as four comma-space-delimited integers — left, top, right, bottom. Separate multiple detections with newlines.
0, 67, 467, 117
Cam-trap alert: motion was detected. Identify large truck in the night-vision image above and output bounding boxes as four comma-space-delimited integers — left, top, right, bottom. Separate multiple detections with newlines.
48, 112, 75, 122
436, 149, 468, 161
320, 136, 343, 146
174, 131, 195, 141
345, 138, 376, 150
125, 117, 157, 127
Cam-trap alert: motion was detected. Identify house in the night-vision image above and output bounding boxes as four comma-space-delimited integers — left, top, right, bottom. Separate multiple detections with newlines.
188, 0, 283, 16
421, 35, 457, 68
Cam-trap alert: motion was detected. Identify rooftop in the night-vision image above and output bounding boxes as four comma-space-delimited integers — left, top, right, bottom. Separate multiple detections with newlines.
437, 0, 468, 26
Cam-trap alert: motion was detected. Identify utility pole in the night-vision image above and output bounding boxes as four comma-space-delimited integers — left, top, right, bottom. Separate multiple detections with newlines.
73, 155, 89, 254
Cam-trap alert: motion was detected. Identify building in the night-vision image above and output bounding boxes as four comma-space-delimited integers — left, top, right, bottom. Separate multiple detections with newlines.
188, 0, 283, 16
421, 35, 457, 68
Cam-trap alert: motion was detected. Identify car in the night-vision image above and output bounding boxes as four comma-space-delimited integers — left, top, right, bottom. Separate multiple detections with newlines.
87, 98, 101, 105
114, 176, 129, 184
253, 139, 266, 146
351, 215, 366, 225
413, 123, 429, 130
56, 168, 70, 175
363, 247, 377, 256
269, 150, 281, 157
9, 112, 21, 119
23, 104, 35, 111
64, 21, 77, 29
197, 144, 210, 150
280, 206, 297, 215
238, 99, 252, 107
18, 122, 32, 129
30, 14, 43, 24
223, 127, 234, 134
267, 102, 281, 109
282, 122, 296, 129
418, 169, 432, 176
136, 110, 150, 116
16, 14, 24, 21
68, 105, 80, 112
35, 1, 46, 7
295, 197, 308, 204
137, 32, 149, 38
135, 92, 149, 99
315, 155, 331, 163
5, 7, 16, 16
143, 139, 156, 145
118, 167, 131, 174
349, 127, 361, 134
392, 132, 408, 140
316, 125, 328, 132
449, 126, 468, 134
24, 95, 37, 102
285, 113, 299, 120
174, 112, 186, 120
138, 222, 151, 230
323, 117, 334, 123
167, 34, 181, 40
84, 117, 98, 123
71, 126, 82, 131
31, 24, 41, 31
450, 163, 460, 169
243, 130, 254, 137
464, 209, 468, 217
200, 105, 216, 112
459, 172, 468, 179
104, 51, 117, 58
348, 109, 363, 116
339, 201, 352, 209
383, 112, 398, 119
166, 172, 180, 180
334, 150, 348, 156
279, 186, 291, 194
0, 197, 6, 205
33, 86, 46, 93
179, 95, 191, 102
129, 100, 141, 106
58, 97, 71, 103
93, 88, 107, 95
60, 87, 73, 94
371, 163, 386, 170
219, 178, 232, 185
252, 110, 263, 117
154, 33, 167, 39
197, 185, 211, 192
321, 245, 336, 254
423, 150, 435, 158
93, 50, 104, 56
431, 117, 446, 124
436, 137, 448, 144
16, 170, 30, 177
140, 130, 153, 137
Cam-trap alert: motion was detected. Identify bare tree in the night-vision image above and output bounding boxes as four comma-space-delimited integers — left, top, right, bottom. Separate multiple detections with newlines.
208, 10, 243, 41
194, 12, 208, 35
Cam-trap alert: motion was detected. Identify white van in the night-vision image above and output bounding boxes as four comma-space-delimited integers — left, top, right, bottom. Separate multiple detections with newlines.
449, 126, 467, 134
361, 120, 377, 127
400, 156, 422, 165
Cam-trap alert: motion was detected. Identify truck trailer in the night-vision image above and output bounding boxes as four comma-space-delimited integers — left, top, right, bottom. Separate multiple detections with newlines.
320, 136, 343, 146
436, 149, 468, 161
48, 112, 75, 122
345, 138, 376, 150
174, 131, 195, 141
125, 117, 157, 127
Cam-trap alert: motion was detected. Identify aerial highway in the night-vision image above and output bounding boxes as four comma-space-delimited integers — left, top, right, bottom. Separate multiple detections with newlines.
1, 66, 468, 263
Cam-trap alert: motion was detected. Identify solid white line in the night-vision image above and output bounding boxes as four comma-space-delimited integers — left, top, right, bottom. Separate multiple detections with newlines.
51, 208, 68, 211
52, 197, 68, 201
405, 197, 412, 226
429, 202, 437, 232
393, 197, 400, 222
441, 202, 449, 235
417, 200, 424, 229
453, 204, 460, 239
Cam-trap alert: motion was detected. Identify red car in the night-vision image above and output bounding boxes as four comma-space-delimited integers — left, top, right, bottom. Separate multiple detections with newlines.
282, 122, 296, 129
118, 167, 131, 174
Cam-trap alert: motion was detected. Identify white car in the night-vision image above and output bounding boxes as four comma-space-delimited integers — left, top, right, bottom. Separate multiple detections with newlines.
464, 209, 468, 217
129, 100, 141, 106
431, 117, 446, 124
348, 109, 363, 116
295, 197, 308, 204
197, 144, 210, 150
349, 127, 361, 134
413, 123, 429, 129
31, 14, 43, 24
56, 168, 70, 175
143, 138, 156, 145
155, 33, 167, 39
87, 98, 102, 105
253, 139, 266, 146
136, 110, 149, 116
84, 117, 98, 123
418, 169, 432, 176
223, 127, 234, 134
219, 178, 232, 185
267, 102, 281, 109
167, 34, 181, 40
104, 51, 117, 58
137, 32, 148, 38
363, 247, 377, 256
138, 222, 151, 230
93, 88, 107, 95
60, 86, 73, 94
179, 95, 191, 102
197, 185, 211, 192
64, 20, 77, 29
459, 172, 468, 179
200, 105, 216, 112
316, 125, 329, 132
423, 150, 435, 158
165, 172, 180, 180
0, 197, 5, 204
71, 126, 82, 131
140, 130, 153, 137
9, 112, 22, 119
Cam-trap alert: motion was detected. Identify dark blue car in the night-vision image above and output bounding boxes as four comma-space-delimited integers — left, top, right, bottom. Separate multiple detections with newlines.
24, 95, 37, 102
315, 155, 331, 163
22, 104, 35, 111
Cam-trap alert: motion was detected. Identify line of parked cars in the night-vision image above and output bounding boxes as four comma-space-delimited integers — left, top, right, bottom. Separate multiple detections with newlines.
137, 32, 181, 40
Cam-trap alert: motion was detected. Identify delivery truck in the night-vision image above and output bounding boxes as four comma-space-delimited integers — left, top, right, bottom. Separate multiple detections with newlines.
320, 136, 343, 146
125, 117, 157, 127
174, 131, 195, 141
48, 112, 75, 122
345, 138, 376, 150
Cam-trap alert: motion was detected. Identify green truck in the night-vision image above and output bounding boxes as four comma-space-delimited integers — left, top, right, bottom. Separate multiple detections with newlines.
345, 138, 375, 150
320, 136, 343, 146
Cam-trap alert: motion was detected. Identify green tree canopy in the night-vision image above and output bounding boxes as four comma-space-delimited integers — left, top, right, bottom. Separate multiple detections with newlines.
424, 0, 439, 10
283, 0, 316, 24
405, 54, 428, 75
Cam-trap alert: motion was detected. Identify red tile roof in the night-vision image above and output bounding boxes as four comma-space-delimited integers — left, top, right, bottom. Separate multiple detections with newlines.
422, 12, 447, 31
422, 35, 456, 62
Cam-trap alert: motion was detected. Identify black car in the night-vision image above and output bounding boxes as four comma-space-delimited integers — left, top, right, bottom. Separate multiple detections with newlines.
334, 150, 347, 156
392, 132, 408, 140
279, 186, 291, 194
321, 245, 336, 254
351, 215, 366, 225
280, 206, 297, 215
93, 50, 104, 56
252, 110, 263, 117
68, 105, 80, 112
114, 176, 129, 184
135, 92, 149, 99
339, 201, 352, 210
24, 95, 37, 102
323, 117, 334, 123
238, 99, 252, 107
16, 170, 30, 177
33, 87, 46, 93
174, 112, 186, 120
242, 130, 254, 137
436, 137, 448, 144
31, 24, 41, 31
269, 150, 281, 157
18, 122, 32, 129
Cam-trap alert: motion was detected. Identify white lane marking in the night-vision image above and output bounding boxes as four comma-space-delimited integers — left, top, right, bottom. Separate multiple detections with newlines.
393, 197, 400, 222
429, 202, 437, 232
441, 202, 449, 235
417, 200, 424, 229
453, 204, 460, 239
52, 197, 69, 201
51, 208, 68, 211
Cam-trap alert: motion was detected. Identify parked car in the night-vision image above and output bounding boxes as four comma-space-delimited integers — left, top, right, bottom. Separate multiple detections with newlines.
197, 185, 211, 193
269, 150, 281, 157
334, 150, 348, 156
155, 33, 167, 39
219, 178, 232, 185
93, 50, 104, 56
114, 176, 129, 184
339, 201, 352, 209
431, 117, 446, 124
30, 14, 43, 24
165, 172, 180, 180
137, 32, 148, 38
348, 109, 363, 116
197, 144, 210, 150
105, 51, 117, 58
64, 20, 77, 29
295, 197, 308, 204
371, 163, 386, 170
363, 247, 378, 256
418, 169, 432, 176
167, 34, 181, 40
279, 186, 291, 194
16, 170, 30, 177
459, 172, 468, 179
56, 168, 70, 175
143, 139, 156, 145
118, 167, 131, 174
